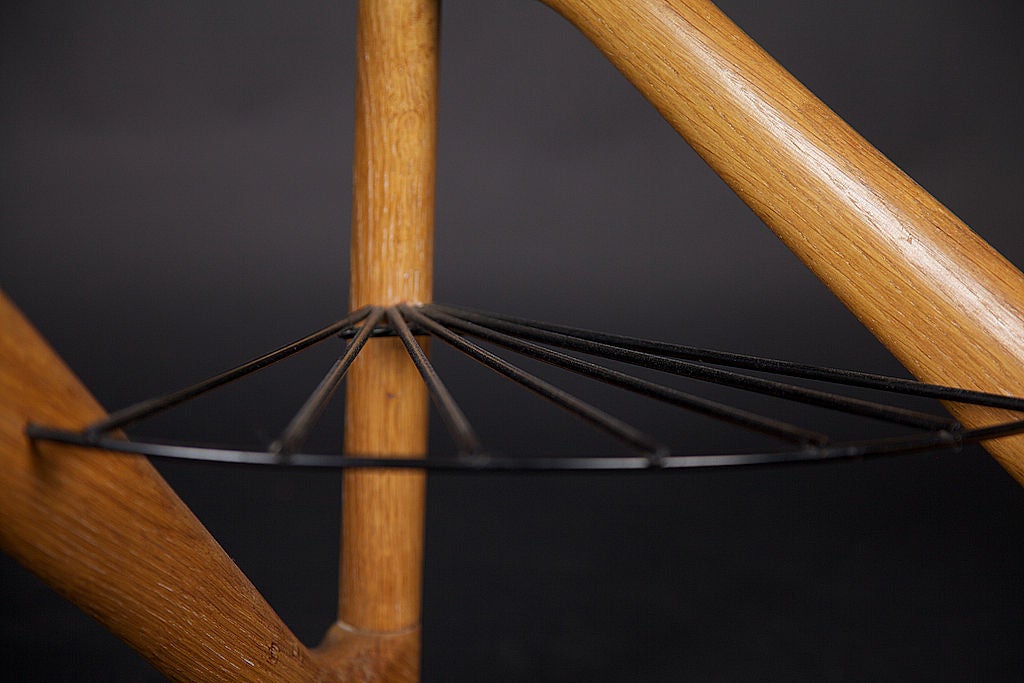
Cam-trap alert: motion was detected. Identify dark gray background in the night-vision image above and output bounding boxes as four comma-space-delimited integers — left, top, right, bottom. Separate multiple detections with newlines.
2, 1, 1023, 680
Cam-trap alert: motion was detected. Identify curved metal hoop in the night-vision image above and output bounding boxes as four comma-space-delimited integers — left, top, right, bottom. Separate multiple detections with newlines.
27, 303, 1024, 471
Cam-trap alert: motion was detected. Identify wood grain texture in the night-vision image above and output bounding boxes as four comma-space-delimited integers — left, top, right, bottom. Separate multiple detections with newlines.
334, 1, 438, 679
315, 622, 420, 683
0, 290, 332, 682
542, 0, 1024, 483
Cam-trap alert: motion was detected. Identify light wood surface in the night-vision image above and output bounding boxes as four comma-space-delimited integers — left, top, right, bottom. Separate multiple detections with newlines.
0, 291, 329, 681
332, 0, 439, 678
542, 0, 1024, 484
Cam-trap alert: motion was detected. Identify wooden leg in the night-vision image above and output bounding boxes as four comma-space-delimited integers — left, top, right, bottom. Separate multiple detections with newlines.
542, 0, 1024, 484
0, 291, 327, 682
318, 1, 439, 679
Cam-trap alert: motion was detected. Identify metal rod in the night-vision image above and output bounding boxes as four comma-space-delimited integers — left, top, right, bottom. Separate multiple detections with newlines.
400, 304, 667, 457
420, 306, 826, 445
431, 304, 1024, 412
962, 418, 1024, 443
28, 424, 995, 471
428, 304, 959, 432
388, 307, 483, 455
272, 307, 384, 456
85, 307, 372, 437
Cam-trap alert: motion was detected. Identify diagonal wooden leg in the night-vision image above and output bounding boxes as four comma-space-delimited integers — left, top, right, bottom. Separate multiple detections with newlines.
542, 0, 1024, 484
0, 290, 329, 681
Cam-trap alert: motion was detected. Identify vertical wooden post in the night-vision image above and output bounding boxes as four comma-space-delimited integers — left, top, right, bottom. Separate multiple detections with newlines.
333, 0, 437, 675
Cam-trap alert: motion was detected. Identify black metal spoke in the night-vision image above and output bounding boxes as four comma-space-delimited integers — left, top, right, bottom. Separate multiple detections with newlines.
961, 418, 1024, 443
388, 306, 483, 455
431, 303, 1024, 412
419, 306, 826, 446
400, 304, 668, 458
272, 306, 384, 456
85, 306, 373, 437
426, 304, 959, 432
